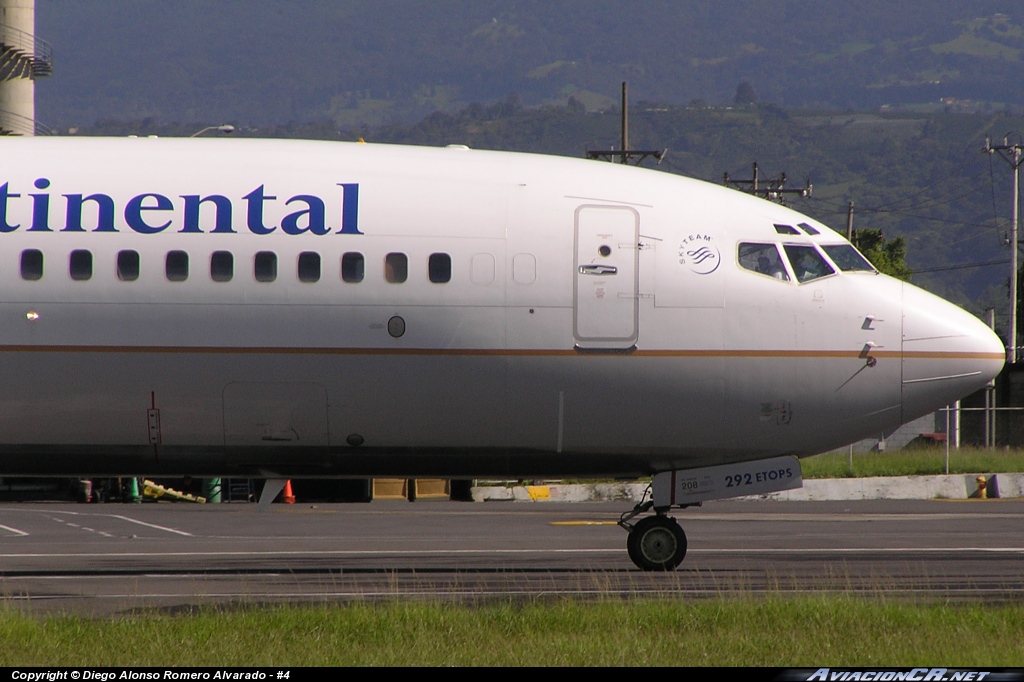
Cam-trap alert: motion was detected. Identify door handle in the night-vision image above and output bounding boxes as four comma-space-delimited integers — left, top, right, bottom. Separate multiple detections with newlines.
579, 264, 618, 275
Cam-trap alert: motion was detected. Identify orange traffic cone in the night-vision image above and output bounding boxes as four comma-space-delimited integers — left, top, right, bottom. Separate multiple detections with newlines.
282, 480, 296, 504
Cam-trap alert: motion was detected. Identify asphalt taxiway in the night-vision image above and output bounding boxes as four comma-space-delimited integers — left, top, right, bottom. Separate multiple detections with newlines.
2, 498, 1023, 616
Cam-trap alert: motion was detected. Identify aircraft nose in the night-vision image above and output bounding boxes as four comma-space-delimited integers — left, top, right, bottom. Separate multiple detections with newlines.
901, 282, 1005, 422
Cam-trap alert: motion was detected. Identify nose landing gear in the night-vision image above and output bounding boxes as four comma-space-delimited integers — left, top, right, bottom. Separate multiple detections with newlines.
619, 499, 688, 571
619, 456, 803, 571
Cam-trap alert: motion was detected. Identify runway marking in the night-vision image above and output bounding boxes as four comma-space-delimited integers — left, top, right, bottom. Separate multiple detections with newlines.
107, 514, 193, 537
691, 547, 1024, 554
551, 521, 618, 526
0, 524, 28, 537
45, 520, 116, 536
1, 546, 1023, 560
0, 549, 621, 559
3, 509, 195, 537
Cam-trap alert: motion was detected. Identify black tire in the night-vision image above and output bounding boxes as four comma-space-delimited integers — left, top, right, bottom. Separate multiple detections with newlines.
626, 525, 643, 567
627, 516, 687, 571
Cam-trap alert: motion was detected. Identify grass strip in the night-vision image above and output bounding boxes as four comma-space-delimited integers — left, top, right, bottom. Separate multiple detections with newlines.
549, 448, 1024, 486
2, 597, 1022, 666
802, 446, 1024, 478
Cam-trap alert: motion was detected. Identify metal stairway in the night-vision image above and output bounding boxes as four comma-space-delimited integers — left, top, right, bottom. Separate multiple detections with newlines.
0, 23, 51, 79
0, 20, 51, 135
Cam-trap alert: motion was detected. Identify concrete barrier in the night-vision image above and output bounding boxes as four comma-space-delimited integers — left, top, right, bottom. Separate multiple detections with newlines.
992, 473, 1024, 498
474, 483, 649, 503
472, 474, 1024, 503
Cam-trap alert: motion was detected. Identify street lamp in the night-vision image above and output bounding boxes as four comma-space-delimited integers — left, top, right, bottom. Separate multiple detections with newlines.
190, 124, 235, 138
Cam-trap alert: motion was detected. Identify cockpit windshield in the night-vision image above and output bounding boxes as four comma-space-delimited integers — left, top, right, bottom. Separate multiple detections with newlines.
738, 243, 790, 281
783, 244, 835, 283
821, 244, 876, 272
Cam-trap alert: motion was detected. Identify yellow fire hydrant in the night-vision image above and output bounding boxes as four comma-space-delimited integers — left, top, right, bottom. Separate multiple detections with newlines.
976, 475, 987, 499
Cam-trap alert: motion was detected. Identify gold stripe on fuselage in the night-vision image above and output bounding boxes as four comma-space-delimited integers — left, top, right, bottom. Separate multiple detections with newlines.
0, 345, 1003, 361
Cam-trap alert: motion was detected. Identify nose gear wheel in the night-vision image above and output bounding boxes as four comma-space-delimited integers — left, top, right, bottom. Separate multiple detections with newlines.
626, 515, 687, 571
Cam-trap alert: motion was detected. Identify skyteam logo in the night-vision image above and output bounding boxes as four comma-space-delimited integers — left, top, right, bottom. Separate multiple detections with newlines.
677, 233, 720, 275
0, 180, 361, 236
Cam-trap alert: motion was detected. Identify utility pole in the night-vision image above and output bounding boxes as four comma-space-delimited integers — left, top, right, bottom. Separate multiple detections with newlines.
586, 82, 667, 166
723, 161, 812, 204
621, 81, 628, 164
984, 135, 1023, 364
846, 201, 854, 242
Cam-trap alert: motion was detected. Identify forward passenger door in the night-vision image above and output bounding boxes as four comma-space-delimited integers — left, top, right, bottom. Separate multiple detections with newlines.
573, 205, 639, 350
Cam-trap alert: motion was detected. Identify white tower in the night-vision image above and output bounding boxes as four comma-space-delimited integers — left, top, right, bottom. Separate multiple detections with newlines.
0, 0, 52, 136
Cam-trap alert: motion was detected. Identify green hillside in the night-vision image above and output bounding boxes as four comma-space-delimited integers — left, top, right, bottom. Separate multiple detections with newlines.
37, 1, 1024, 127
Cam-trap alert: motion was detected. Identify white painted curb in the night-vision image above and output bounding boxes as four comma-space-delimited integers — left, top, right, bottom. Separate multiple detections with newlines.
471, 473, 1024, 502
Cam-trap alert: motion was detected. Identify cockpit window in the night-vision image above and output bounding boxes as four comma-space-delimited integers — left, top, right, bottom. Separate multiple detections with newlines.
738, 243, 790, 281
774, 224, 800, 235
821, 244, 876, 272
797, 222, 821, 236
784, 244, 835, 283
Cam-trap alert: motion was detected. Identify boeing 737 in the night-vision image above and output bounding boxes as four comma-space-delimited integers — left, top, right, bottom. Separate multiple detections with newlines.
0, 136, 1005, 570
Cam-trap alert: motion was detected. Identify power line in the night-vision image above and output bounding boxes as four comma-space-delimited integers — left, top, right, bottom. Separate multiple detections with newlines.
867, 164, 991, 211
721, 161, 812, 204
912, 259, 1010, 274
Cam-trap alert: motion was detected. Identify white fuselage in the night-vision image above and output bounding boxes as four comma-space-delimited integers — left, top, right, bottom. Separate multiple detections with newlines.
0, 137, 1004, 477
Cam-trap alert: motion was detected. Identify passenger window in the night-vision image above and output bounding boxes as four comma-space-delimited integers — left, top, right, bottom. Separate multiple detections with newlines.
738, 243, 790, 281
428, 253, 451, 283
20, 249, 43, 281
117, 250, 140, 281
166, 250, 189, 282
69, 249, 93, 281
384, 252, 407, 283
254, 251, 277, 282
471, 253, 495, 284
784, 244, 836, 283
298, 251, 320, 283
822, 244, 875, 272
210, 251, 233, 282
341, 252, 364, 283
512, 253, 536, 284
